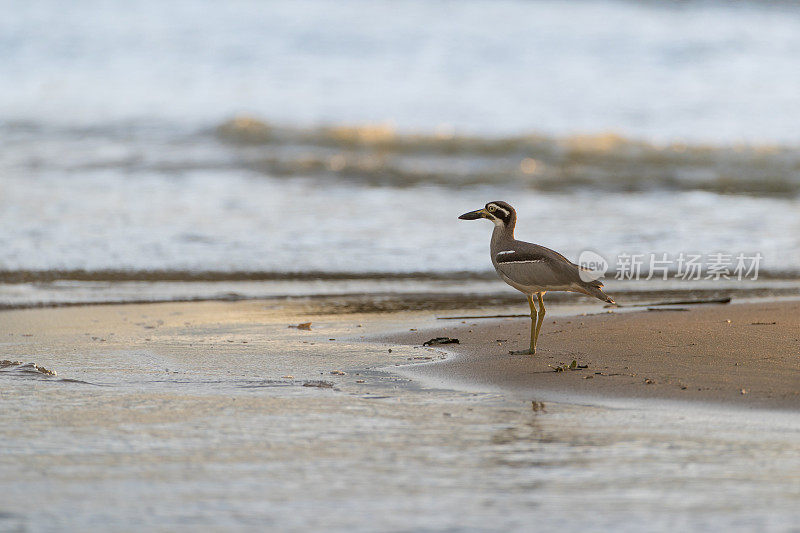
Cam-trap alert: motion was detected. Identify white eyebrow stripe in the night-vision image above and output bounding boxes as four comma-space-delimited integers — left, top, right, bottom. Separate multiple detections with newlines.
496, 250, 515, 255
500, 259, 546, 264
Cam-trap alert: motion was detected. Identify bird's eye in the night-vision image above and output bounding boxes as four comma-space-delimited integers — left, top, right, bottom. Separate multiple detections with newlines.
488, 205, 496, 212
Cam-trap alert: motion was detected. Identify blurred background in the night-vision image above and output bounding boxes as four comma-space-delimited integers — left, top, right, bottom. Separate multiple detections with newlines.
2, 0, 800, 306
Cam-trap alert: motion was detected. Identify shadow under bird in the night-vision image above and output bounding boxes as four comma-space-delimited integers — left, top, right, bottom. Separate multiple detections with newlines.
459, 201, 615, 355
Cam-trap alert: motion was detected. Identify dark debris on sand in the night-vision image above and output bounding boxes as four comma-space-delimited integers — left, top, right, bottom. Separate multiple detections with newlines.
423, 337, 460, 346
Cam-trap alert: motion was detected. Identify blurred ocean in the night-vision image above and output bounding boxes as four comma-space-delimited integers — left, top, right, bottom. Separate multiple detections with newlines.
2, 0, 800, 298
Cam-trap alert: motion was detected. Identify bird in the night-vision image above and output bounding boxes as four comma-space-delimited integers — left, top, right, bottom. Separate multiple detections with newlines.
459, 201, 614, 355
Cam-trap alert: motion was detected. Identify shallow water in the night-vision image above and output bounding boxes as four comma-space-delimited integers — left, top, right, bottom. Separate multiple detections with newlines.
1, 302, 798, 532
2, 166, 799, 277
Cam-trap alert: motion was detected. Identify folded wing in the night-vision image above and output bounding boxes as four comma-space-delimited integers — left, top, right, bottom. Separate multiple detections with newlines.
494, 243, 599, 289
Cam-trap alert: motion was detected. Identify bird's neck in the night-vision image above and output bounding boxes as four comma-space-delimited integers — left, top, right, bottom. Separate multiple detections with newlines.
491, 220, 515, 248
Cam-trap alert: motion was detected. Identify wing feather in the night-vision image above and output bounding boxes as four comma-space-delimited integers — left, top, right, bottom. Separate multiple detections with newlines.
493, 242, 599, 289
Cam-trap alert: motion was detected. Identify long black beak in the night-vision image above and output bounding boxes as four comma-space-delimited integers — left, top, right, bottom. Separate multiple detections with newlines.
458, 208, 487, 220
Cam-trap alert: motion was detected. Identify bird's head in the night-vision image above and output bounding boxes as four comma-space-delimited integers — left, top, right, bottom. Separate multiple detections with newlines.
458, 201, 516, 228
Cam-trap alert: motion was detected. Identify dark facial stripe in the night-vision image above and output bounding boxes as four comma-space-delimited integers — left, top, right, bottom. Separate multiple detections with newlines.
486, 204, 511, 224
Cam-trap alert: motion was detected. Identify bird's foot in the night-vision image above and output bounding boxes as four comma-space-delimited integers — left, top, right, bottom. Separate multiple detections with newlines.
509, 348, 536, 356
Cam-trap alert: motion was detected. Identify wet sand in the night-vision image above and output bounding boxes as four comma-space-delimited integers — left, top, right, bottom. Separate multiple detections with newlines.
385, 299, 800, 410
2, 299, 800, 531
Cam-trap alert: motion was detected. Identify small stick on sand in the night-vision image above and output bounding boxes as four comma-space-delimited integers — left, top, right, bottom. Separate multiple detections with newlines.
609, 297, 731, 308
437, 314, 530, 320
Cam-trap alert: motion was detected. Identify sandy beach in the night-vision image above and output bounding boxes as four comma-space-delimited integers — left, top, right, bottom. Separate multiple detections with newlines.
2, 298, 800, 531
6, 297, 799, 411
386, 299, 800, 410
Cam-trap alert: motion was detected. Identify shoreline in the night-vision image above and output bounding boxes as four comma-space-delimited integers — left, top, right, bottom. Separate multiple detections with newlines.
3, 296, 798, 411
382, 299, 800, 411
3, 276, 800, 311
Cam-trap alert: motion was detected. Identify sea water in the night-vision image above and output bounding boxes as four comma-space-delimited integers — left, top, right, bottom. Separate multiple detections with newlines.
2, 0, 800, 301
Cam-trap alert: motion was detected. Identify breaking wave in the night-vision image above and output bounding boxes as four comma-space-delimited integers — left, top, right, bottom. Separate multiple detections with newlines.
215, 116, 800, 196
0, 360, 57, 378
5, 117, 800, 196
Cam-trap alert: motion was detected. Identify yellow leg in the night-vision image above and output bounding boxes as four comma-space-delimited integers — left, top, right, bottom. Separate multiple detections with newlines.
533, 292, 546, 351
511, 294, 538, 355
